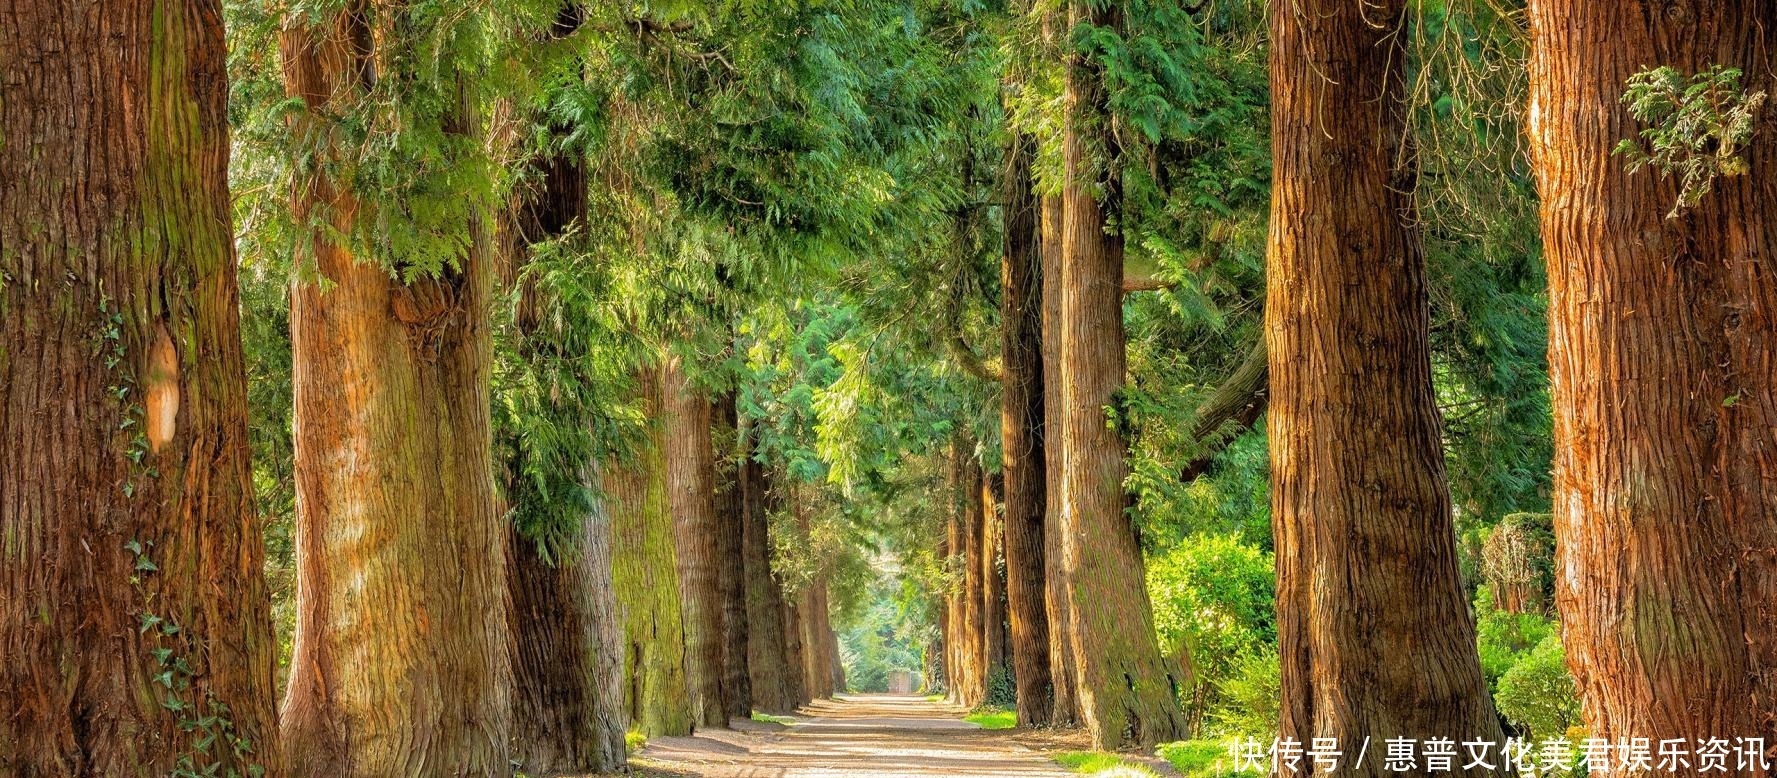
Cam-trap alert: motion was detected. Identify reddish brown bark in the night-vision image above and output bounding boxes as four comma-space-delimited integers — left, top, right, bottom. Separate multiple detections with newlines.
1056, 0, 1185, 749
743, 441, 799, 713
715, 392, 753, 719
1000, 131, 1055, 725
782, 596, 811, 706
980, 472, 1009, 695
0, 1, 280, 772
1039, 192, 1081, 727
1526, 1, 1777, 762
278, 6, 513, 774
1266, 0, 1504, 770
663, 356, 729, 728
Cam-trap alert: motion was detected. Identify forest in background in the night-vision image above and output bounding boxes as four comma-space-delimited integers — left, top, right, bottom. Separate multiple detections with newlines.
4, 0, 1774, 776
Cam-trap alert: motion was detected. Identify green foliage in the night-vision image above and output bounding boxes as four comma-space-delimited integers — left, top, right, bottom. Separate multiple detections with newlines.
1495, 632, 1581, 741
1146, 534, 1274, 730
964, 707, 1016, 730
749, 712, 797, 726
1616, 65, 1768, 217
1473, 582, 1579, 740
1209, 648, 1279, 740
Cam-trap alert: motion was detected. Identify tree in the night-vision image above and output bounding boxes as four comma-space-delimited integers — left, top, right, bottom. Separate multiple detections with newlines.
742, 434, 801, 712
1055, 0, 1187, 749
1040, 192, 1082, 727
715, 392, 755, 719
610, 366, 695, 737
1266, 0, 1504, 768
0, 1, 280, 772
1000, 131, 1056, 725
1524, 0, 1777, 753
277, 4, 513, 773
663, 354, 730, 728
496, 10, 630, 765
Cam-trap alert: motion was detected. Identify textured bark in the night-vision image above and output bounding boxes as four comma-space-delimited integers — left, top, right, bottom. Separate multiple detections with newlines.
782, 596, 811, 706
790, 484, 838, 701
743, 446, 800, 713
610, 368, 694, 737
980, 472, 1009, 695
1056, 0, 1186, 750
1040, 192, 1082, 727
1525, 1, 1777, 761
500, 29, 628, 767
715, 392, 754, 719
0, 1, 281, 772
663, 356, 730, 728
279, 7, 513, 774
505, 498, 627, 776
1001, 132, 1055, 726
1176, 337, 1268, 484
946, 445, 987, 708
1266, 0, 1504, 771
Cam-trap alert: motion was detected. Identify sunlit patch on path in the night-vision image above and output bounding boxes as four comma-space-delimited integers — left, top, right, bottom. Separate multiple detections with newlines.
631, 694, 1080, 777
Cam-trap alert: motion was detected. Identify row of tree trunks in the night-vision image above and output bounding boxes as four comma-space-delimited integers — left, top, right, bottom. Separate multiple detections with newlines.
0, 0, 282, 773
1265, 0, 1504, 772
1054, 0, 1186, 750
662, 356, 730, 729
1525, 0, 1777, 757
1000, 131, 1056, 727
278, 5, 515, 775
714, 393, 755, 720
610, 368, 695, 737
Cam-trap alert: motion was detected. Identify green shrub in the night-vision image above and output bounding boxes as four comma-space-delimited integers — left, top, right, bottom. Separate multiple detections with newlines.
1146, 534, 1275, 730
1495, 632, 1581, 740
985, 663, 1018, 708
1473, 584, 1556, 686
1209, 648, 1279, 740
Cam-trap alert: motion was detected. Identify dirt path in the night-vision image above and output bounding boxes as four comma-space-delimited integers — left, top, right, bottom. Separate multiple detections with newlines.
631, 694, 1081, 777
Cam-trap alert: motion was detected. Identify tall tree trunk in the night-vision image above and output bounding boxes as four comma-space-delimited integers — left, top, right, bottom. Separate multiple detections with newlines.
1267, 0, 1504, 770
783, 596, 811, 706
610, 367, 694, 737
948, 444, 987, 708
663, 356, 729, 728
499, 31, 628, 768
1001, 132, 1055, 726
505, 489, 627, 775
743, 438, 799, 713
1057, 0, 1186, 749
1526, 1, 1777, 759
0, 1, 281, 772
715, 392, 754, 719
790, 483, 837, 700
1040, 192, 1082, 727
279, 8, 513, 774
980, 472, 1009, 701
